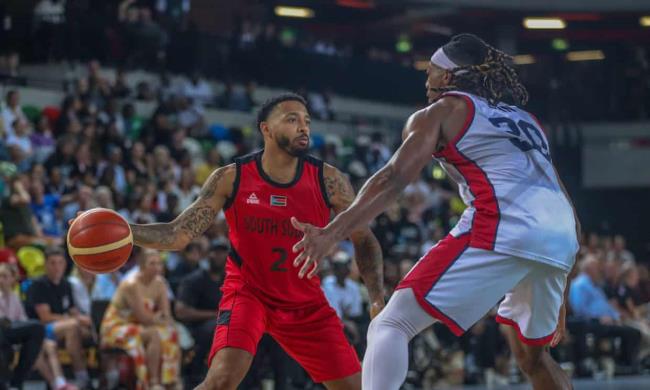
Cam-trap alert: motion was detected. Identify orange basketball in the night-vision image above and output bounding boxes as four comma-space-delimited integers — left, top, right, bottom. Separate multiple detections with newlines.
66, 208, 133, 274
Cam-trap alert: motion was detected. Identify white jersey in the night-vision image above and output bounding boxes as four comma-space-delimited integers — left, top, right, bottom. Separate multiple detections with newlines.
434, 91, 578, 271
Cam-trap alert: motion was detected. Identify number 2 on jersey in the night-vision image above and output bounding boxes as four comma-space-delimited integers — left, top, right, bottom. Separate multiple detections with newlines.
270, 247, 288, 272
489, 116, 551, 161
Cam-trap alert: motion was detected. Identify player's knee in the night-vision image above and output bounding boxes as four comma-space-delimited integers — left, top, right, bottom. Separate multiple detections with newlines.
368, 309, 415, 342
515, 347, 544, 376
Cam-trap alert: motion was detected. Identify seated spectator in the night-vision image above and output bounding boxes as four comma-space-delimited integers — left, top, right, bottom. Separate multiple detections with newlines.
607, 234, 635, 263
30, 116, 56, 164
637, 263, 650, 306
616, 263, 650, 359
0, 174, 62, 249
218, 82, 253, 112
25, 247, 93, 388
97, 146, 127, 194
44, 135, 77, 181
603, 258, 621, 298
569, 255, 641, 369
6, 119, 34, 161
100, 249, 180, 390
158, 73, 176, 103
175, 96, 204, 134
1, 90, 27, 138
55, 95, 82, 135
136, 80, 157, 102
94, 185, 115, 210
156, 192, 179, 223
68, 267, 96, 316
175, 239, 227, 388
0, 263, 46, 390
182, 72, 213, 107
62, 185, 96, 227
307, 90, 332, 121
167, 242, 202, 293
130, 192, 157, 224
172, 168, 200, 211
92, 272, 122, 302
0, 263, 78, 390
111, 68, 132, 99
322, 251, 363, 346
194, 148, 221, 186
125, 141, 151, 183
30, 179, 63, 238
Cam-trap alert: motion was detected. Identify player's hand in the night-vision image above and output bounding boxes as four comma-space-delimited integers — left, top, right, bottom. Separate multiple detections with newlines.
369, 300, 385, 319
550, 303, 566, 347
291, 217, 338, 279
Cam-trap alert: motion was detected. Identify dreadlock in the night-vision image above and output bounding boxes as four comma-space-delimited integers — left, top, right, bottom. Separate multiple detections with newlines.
435, 34, 529, 106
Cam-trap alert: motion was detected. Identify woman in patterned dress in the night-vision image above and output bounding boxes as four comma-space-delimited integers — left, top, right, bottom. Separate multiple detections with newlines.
100, 249, 180, 389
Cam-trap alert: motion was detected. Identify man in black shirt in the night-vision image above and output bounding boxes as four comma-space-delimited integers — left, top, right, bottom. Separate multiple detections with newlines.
25, 247, 93, 388
175, 238, 227, 388
167, 241, 202, 294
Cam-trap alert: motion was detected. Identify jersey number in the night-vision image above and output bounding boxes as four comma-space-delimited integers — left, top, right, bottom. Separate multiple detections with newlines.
488, 117, 550, 161
270, 248, 288, 272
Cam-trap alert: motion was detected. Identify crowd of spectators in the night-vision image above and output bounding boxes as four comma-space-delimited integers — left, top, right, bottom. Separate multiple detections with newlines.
0, 55, 649, 389
1, 1, 650, 122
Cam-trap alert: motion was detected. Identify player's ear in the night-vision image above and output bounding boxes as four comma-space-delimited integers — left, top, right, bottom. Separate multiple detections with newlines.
442, 70, 453, 86
260, 121, 271, 138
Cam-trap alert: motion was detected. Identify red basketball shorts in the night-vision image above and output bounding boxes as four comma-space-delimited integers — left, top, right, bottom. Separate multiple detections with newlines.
209, 281, 361, 383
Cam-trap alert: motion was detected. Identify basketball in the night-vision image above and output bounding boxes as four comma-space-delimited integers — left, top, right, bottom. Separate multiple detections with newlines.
66, 208, 133, 274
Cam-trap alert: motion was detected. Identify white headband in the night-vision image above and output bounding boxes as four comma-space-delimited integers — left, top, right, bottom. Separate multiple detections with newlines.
430, 47, 459, 70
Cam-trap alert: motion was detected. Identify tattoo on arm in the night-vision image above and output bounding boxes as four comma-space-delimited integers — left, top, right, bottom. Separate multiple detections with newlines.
131, 166, 231, 250
326, 166, 385, 302
324, 170, 356, 212
351, 230, 385, 303
131, 224, 176, 247
177, 206, 218, 240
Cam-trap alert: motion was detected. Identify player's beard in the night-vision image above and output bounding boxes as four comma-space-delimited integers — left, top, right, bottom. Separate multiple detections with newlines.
276, 134, 309, 157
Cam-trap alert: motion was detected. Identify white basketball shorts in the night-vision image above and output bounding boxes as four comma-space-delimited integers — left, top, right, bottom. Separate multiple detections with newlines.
396, 233, 568, 345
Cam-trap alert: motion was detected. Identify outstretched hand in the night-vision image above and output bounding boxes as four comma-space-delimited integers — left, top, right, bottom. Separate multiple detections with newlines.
291, 217, 339, 279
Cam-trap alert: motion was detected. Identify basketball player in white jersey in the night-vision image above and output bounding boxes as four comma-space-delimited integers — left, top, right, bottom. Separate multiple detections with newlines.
291, 33, 579, 389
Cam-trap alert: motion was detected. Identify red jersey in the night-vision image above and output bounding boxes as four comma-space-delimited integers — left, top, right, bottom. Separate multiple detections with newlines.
223, 150, 332, 308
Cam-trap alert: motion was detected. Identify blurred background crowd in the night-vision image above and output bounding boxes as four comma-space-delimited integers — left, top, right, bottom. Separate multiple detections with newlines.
1, 0, 650, 389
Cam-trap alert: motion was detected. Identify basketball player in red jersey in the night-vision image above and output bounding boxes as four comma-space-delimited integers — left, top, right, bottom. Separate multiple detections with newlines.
123, 93, 384, 389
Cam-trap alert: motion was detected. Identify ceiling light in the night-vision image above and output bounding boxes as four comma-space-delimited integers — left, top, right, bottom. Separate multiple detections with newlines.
523, 18, 566, 29
274, 6, 315, 19
566, 50, 605, 62
513, 55, 536, 65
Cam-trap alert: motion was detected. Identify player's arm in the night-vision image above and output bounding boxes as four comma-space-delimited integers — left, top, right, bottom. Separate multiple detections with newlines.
323, 164, 385, 313
130, 164, 235, 251
320, 100, 449, 242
